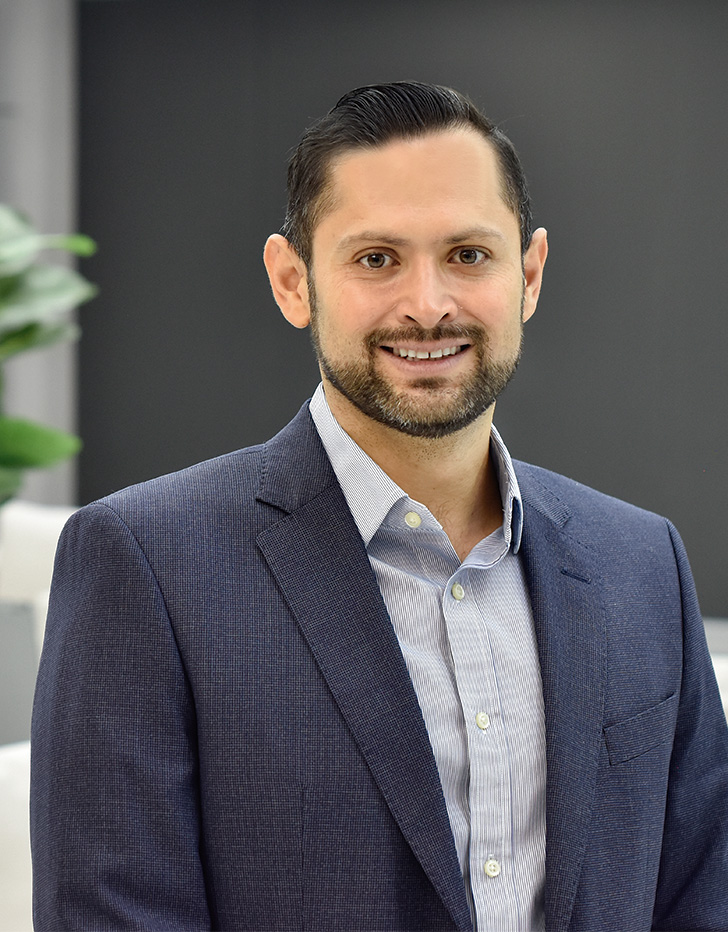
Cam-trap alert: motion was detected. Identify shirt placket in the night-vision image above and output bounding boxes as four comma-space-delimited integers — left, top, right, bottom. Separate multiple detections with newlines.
443, 564, 518, 930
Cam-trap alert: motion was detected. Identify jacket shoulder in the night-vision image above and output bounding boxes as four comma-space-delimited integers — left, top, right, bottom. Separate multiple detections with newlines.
75, 402, 331, 537
513, 459, 673, 538
93, 444, 267, 523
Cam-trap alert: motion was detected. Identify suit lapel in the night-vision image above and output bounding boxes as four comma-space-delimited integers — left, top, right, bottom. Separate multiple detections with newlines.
255, 406, 473, 932
516, 464, 607, 931
254, 414, 608, 931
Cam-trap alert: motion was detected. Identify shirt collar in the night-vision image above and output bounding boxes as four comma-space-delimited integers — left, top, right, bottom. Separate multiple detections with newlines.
309, 382, 523, 553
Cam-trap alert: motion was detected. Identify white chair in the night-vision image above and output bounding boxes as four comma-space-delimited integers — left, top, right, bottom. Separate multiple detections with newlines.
0, 499, 76, 601
0, 741, 32, 932
704, 620, 728, 719
712, 655, 728, 719
0, 503, 73, 929
0, 499, 76, 655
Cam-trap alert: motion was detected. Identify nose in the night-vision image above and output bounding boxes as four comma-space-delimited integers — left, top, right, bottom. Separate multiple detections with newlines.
395, 260, 458, 329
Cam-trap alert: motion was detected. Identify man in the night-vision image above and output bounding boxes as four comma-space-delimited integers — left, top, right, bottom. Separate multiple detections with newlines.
31, 83, 728, 931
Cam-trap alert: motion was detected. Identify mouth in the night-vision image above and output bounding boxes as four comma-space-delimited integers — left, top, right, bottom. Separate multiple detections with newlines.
381, 344, 469, 360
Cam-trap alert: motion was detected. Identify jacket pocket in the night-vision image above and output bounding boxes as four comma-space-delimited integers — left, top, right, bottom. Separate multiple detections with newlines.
603, 692, 678, 765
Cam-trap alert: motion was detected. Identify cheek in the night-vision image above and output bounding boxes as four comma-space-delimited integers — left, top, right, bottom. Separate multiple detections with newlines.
469, 286, 522, 326
321, 291, 384, 340
469, 290, 525, 350
313, 307, 371, 357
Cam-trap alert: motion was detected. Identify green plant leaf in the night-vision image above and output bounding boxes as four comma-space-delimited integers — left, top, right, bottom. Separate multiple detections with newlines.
0, 206, 97, 504
0, 417, 81, 468
0, 206, 97, 276
0, 265, 97, 335
44, 233, 97, 257
0, 466, 23, 505
0, 273, 22, 302
0, 206, 38, 276
0, 205, 31, 238
0, 321, 81, 362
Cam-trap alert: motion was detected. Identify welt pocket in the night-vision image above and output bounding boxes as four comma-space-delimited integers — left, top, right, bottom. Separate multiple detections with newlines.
603, 693, 678, 765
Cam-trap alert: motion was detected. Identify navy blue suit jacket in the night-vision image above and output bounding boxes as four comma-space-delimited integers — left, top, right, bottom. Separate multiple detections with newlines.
31, 404, 728, 930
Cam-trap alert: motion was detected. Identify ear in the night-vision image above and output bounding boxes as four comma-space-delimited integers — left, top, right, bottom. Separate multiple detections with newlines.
521, 227, 548, 323
263, 233, 311, 328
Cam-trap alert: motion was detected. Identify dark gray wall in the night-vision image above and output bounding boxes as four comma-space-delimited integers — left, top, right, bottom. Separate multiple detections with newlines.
78, 0, 728, 616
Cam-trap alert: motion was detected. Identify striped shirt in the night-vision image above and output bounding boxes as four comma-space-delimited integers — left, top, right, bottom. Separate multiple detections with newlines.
309, 383, 546, 932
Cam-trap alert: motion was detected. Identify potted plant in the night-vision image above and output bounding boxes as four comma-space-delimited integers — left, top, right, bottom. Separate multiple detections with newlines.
0, 205, 97, 504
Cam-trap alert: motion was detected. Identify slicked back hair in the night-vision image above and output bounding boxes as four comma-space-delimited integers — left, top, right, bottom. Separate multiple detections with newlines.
281, 82, 533, 266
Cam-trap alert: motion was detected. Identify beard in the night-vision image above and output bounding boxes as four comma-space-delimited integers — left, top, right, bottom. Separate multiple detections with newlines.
308, 283, 524, 440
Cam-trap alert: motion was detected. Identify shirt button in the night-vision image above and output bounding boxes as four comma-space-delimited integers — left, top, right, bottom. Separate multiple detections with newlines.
475, 711, 491, 730
451, 582, 465, 601
484, 858, 501, 878
404, 511, 422, 528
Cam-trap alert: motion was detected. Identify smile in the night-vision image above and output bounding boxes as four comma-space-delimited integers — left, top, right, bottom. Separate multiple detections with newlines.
383, 345, 467, 359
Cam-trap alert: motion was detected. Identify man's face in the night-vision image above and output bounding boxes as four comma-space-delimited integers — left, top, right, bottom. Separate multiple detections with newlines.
304, 128, 543, 439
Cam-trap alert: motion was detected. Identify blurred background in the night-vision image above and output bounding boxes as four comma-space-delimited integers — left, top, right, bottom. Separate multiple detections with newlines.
1, 0, 726, 712
1, 2, 727, 926
9, 0, 728, 606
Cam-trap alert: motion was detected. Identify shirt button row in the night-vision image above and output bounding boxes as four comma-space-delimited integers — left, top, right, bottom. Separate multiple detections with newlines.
484, 858, 501, 878
404, 511, 422, 528
451, 582, 465, 601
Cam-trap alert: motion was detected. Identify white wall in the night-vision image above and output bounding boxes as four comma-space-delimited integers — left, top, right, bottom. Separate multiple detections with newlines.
0, 0, 77, 505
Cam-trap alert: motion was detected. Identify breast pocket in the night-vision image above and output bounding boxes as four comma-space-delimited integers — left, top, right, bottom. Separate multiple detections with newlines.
603, 693, 678, 765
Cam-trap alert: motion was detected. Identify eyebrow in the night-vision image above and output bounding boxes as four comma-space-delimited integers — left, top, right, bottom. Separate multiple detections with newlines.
335, 232, 408, 251
336, 226, 507, 252
444, 226, 508, 245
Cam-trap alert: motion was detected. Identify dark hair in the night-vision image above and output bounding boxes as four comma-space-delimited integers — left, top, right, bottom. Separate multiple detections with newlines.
281, 82, 533, 265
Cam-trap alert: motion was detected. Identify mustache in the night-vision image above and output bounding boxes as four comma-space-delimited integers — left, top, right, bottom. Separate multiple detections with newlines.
364, 323, 487, 349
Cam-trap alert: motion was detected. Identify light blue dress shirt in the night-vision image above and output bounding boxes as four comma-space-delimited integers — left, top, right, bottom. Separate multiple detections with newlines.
309, 384, 546, 932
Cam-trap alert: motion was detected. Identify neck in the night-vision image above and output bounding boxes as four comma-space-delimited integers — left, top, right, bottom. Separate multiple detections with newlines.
323, 384, 503, 561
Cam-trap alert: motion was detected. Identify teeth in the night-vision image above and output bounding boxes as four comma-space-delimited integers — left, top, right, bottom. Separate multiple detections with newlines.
394, 346, 462, 359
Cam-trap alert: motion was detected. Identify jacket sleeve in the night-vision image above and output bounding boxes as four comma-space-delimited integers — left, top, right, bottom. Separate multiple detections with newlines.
31, 503, 211, 930
652, 520, 728, 930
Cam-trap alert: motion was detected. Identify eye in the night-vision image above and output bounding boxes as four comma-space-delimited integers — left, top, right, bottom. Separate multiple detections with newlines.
358, 252, 393, 269
452, 247, 487, 265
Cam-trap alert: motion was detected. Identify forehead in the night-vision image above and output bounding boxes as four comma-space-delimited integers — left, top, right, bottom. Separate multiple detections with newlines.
313, 128, 519, 247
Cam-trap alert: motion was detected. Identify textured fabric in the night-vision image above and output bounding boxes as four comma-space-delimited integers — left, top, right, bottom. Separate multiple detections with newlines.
31, 402, 728, 931
310, 385, 546, 931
